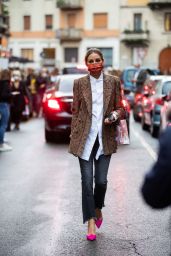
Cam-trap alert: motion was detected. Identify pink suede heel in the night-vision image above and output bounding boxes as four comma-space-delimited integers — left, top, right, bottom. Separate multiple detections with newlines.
86, 234, 96, 241
95, 218, 103, 229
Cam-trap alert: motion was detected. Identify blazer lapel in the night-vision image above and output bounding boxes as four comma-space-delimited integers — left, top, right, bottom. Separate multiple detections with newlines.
81, 75, 92, 116
103, 74, 113, 115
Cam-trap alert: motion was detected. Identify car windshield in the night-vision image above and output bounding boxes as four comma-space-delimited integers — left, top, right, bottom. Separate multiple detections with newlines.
126, 70, 136, 82
162, 81, 171, 95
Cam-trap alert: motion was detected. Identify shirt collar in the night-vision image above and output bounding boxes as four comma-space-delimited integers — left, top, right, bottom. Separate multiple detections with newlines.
90, 72, 103, 82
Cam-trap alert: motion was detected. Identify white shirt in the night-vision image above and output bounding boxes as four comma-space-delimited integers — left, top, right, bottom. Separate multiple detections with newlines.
80, 73, 104, 161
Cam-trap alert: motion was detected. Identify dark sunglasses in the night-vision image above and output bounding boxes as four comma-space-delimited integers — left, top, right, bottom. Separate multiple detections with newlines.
87, 58, 102, 64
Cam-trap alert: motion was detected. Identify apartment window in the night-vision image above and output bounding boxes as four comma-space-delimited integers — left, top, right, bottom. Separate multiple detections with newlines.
45, 15, 53, 30
23, 15, 31, 30
165, 13, 171, 31
21, 49, 34, 60
93, 13, 108, 29
67, 13, 76, 28
64, 48, 78, 62
43, 48, 55, 59
134, 13, 142, 31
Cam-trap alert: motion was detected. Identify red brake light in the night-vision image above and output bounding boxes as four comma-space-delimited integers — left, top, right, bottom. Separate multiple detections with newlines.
47, 99, 60, 110
135, 94, 142, 102
155, 98, 164, 106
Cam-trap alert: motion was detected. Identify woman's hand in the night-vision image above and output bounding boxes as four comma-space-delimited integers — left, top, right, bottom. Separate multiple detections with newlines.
104, 118, 113, 125
104, 111, 119, 125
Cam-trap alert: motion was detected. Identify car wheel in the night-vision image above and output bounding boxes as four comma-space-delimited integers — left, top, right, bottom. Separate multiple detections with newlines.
45, 129, 54, 142
141, 115, 148, 130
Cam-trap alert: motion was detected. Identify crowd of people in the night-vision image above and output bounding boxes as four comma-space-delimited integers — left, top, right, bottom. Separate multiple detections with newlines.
0, 67, 59, 152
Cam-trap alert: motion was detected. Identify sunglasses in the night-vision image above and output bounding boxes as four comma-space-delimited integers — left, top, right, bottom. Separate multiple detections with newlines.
87, 58, 102, 64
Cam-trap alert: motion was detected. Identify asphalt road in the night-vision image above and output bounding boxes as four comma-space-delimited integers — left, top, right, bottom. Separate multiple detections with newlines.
0, 116, 170, 256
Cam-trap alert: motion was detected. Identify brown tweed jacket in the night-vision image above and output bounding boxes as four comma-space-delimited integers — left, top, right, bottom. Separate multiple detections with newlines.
68, 73, 125, 157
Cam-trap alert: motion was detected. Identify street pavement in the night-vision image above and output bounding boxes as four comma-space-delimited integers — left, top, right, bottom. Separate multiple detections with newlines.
0, 115, 170, 256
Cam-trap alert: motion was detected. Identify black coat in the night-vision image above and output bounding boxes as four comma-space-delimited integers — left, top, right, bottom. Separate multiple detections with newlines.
11, 82, 26, 112
141, 127, 171, 209
0, 80, 11, 103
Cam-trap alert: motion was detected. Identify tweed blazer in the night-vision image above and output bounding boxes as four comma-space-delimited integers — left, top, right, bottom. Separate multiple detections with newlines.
68, 73, 125, 157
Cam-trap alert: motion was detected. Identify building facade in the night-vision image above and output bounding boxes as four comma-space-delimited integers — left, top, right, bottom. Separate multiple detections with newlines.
8, 0, 120, 70
6, 0, 171, 72
120, 0, 171, 73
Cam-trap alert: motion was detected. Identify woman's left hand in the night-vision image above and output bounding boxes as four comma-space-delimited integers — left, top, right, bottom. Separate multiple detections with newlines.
104, 118, 113, 125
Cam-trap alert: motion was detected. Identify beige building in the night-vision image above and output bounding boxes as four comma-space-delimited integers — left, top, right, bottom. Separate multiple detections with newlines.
120, 0, 171, 73
7, 0, 171, 72
8, 0, 120, 70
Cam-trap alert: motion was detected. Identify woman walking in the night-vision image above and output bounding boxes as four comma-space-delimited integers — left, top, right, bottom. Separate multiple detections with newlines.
11, 76, 26, 130
0, 69, 12, 152
69, 48, 125, 241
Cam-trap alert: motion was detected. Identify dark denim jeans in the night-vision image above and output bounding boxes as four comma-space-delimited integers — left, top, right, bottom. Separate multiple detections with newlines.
79, 138, 111, 223
0, 103, 10, 144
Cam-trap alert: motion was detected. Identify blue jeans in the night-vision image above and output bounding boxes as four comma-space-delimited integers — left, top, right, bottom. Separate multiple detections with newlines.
79, 138, 111, 223
0, 103, 10, 144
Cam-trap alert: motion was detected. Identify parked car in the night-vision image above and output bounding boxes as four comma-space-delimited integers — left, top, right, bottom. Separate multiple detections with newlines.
42, 74, 86, 142
121, 66, 137, 91
159, 77, 171, 132
133, 75, 163, 122
121, 66, 137, 107
141, 76, 171, 137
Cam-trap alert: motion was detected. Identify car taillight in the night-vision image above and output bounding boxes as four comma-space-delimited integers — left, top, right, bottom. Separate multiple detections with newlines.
155, 98, 164, 106
47, 99, 60, 110
143, 97, 149, 105
135, 94, 142, 102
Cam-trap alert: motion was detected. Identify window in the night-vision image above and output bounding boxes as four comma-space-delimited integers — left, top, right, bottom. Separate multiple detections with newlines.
21, 49, 34, 60
67, 13, 76, 28
93, 13, 108, 29
64, 48, 78, 63
43, 48, 55, 59
165, 13, 171, 32
45, 15, 53, 30
134, 13, 142, 31
23, 15, 31, 30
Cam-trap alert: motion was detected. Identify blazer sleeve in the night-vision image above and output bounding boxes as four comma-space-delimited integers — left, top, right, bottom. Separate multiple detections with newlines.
141, 128, 171, 208
70, 79, 80, 136
114, 77, 125, 120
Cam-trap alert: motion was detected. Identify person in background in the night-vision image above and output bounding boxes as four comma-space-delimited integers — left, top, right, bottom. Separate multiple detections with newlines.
10, 76, 26, 130
141, 105, 171, 209
50, 67, 59, 85
69, 48, 125, 241
0, 69, 12, 152
26, 69, 39, 117
36, 69, 49, 117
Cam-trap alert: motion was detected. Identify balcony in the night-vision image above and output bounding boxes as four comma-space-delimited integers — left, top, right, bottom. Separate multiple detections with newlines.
148, 0, 171, 10
121, 30, 150, 47
56, 28, 83, 42
56, 0, 83, 10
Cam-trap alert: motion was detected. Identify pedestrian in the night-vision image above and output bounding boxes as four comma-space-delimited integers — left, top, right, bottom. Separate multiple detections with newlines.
141, 106, 171, 209
10, 76, 26, 130
69, 48, 125, 241
26, 69, 39, 117
0, 69, 12, 152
